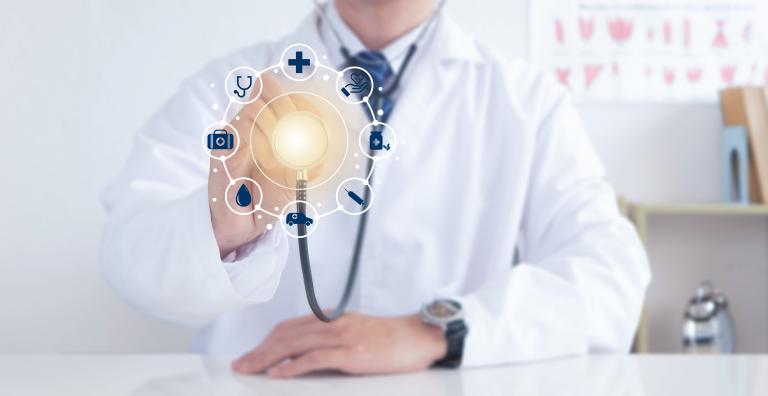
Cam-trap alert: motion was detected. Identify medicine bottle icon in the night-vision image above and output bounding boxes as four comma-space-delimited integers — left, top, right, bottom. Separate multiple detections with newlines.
369, 130, 383, 151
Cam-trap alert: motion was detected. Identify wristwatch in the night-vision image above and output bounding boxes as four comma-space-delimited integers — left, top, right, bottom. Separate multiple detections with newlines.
420, 298, 468, 368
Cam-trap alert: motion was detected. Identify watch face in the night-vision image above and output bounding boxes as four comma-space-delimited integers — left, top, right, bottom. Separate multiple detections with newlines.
427, 299, 461, 319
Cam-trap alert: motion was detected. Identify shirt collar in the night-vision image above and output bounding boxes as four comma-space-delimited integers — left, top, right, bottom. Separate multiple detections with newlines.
294, 2, 484, 72
321, 1, 430, 73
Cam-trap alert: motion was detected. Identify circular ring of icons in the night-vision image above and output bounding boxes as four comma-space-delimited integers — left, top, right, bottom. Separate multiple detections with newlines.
207, 43, 397, 238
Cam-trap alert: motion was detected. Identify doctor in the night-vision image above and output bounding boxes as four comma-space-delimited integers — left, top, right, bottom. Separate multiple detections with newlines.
102, 0, 650, 378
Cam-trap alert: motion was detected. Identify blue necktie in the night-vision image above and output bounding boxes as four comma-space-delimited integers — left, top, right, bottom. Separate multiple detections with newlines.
347, 51, 395, 123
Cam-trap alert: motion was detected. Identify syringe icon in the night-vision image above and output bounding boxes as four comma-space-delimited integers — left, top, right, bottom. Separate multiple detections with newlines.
345, 189, 366, 206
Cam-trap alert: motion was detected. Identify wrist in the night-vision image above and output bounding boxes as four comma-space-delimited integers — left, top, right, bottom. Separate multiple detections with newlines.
406, 314, 448, 363
211, 218, 263, 258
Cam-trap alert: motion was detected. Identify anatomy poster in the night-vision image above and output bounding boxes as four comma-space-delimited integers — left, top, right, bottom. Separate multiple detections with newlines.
530, 0, 768, 101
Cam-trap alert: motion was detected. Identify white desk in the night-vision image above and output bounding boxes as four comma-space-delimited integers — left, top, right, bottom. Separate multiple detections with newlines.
1, 354, 767, 395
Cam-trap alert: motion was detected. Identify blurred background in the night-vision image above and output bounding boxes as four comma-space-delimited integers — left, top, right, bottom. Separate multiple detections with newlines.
1, 0, 767, 354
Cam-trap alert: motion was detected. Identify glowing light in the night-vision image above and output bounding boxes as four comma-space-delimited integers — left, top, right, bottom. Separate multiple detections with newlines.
272, 111, 329, 170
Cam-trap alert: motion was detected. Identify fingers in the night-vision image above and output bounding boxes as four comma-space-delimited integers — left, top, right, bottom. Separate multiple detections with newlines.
284, 168, 298, 189
231, 312, 344, 374
268, 348, 349, 378
232, 313, 339, 375
233, 74, 299, 170
225, 73, 331, 185
234, 73, 293, 137
234, 330, 343, 375
290, 93, 320, 114
251, 129, 278, 169
261, 73, 297, 118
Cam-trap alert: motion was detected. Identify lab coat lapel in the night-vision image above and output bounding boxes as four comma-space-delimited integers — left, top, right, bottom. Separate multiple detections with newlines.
383, 14, 483, 138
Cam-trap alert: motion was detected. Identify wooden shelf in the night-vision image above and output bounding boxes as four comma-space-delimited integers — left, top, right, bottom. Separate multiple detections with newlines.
624, 201, 768, 354
631, 202, 768, 217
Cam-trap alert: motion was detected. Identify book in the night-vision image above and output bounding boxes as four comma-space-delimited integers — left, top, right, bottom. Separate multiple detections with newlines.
719, 87, 768, 204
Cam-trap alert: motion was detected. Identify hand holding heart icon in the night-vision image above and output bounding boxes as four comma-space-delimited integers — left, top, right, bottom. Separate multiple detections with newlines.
340, 70, 371, 97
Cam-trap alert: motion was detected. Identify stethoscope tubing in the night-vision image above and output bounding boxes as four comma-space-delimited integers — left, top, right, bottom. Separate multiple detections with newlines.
296, 157, 372, 322
296, 0, 444, 322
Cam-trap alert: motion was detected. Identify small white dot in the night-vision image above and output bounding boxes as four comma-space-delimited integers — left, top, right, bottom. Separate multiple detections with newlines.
401, 140, 406, 144
266, 224, 273, 230
230, 180, 235, 185
211, 197, 217, 202
322, 74, 329, 81
212, 104, 219, 110
376, 109, 384, 116
355, 164, 360, 169
395, 156, 400, 161
210, 83, 216, 88
235, 116, 240, 121
377, 180, 383, 185
273, 69, 279, 74
322, 55, 328, 59
363, 180, 369, 186
372, 120, 380, 126
338, 71, 344, 77
274, 206, 279, 212
362, 96, 369, 103
317, 202, 322, 207
353, 153, 359, 157
378, 86, 383, 91
213, 168, 218, 173
257, 214, 262, 219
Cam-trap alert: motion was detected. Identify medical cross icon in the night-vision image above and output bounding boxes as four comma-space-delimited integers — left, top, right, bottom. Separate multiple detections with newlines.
287, 51, 311, 73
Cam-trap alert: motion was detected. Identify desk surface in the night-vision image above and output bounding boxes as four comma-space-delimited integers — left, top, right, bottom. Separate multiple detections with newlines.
1, 354, 767, 396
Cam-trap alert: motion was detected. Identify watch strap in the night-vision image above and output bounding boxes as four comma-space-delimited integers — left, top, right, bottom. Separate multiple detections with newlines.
434, 319, 468, 368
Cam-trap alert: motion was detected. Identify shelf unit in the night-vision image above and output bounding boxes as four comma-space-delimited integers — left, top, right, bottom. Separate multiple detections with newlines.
625, 201, 768, 353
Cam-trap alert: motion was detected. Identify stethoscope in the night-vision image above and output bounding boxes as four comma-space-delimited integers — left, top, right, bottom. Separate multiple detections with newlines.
233, 75, 253, 98
297, 0, 446, 322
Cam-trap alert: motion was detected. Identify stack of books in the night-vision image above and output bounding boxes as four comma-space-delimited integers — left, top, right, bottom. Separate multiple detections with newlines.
720, 87, 768, 204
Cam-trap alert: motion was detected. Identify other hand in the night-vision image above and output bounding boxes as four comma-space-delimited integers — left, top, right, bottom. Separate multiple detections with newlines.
232, 312, 447, 378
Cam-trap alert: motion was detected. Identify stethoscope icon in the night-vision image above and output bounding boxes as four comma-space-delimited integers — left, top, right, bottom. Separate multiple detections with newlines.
233, 75, 253, 98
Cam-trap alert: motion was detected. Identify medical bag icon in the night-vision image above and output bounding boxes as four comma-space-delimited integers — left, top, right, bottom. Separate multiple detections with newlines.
207, 129, 234, 150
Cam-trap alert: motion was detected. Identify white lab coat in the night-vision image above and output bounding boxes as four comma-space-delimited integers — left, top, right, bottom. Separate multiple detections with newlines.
101, 4, 650, 367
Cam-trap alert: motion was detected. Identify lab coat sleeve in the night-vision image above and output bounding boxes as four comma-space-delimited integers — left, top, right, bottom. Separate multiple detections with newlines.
458, 75, 651, 366
100, 67, 289, 327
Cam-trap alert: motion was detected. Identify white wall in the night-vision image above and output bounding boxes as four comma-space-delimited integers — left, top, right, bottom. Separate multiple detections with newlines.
0, 0, 760, 353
